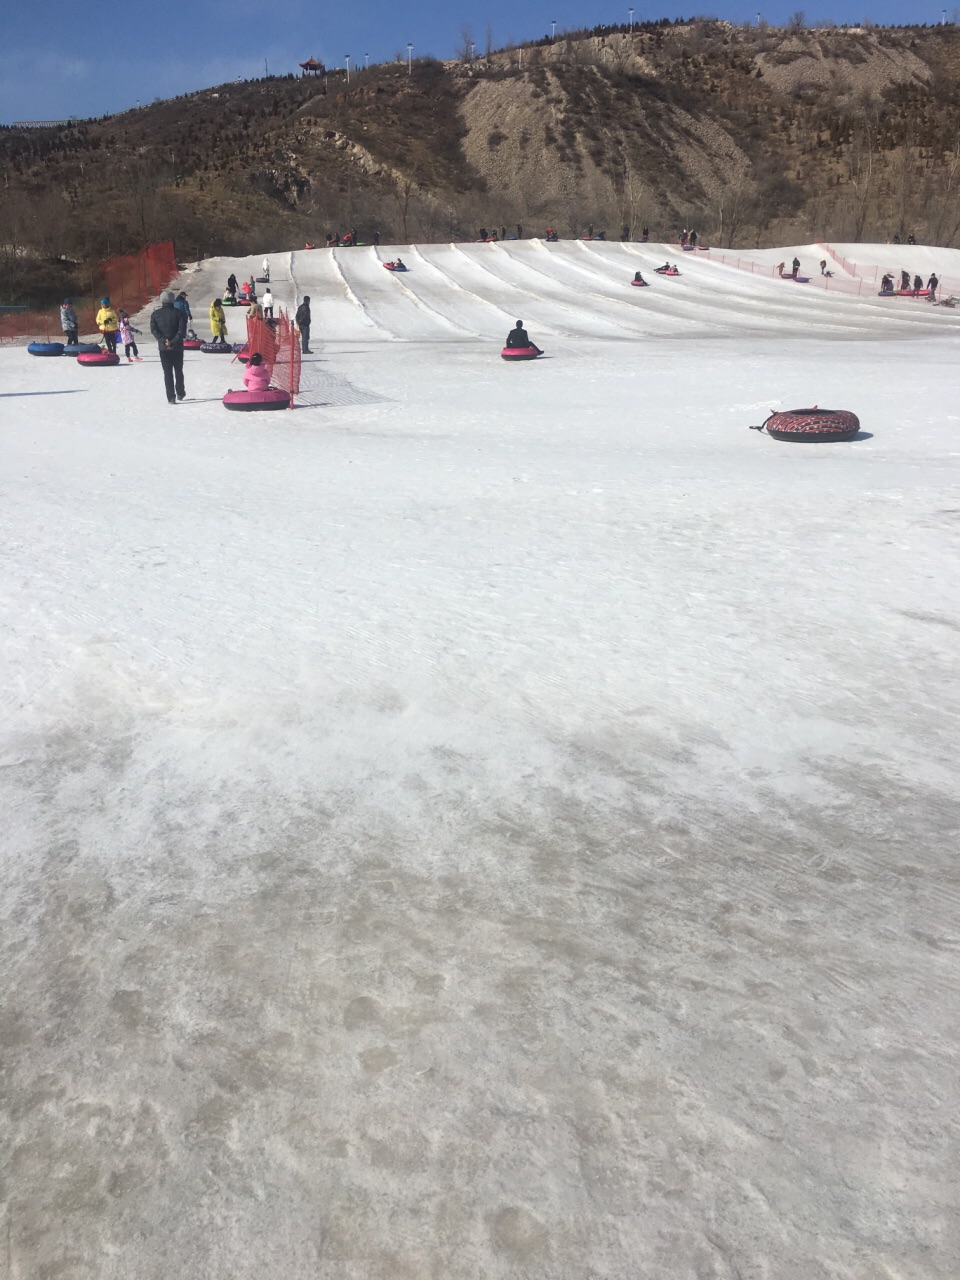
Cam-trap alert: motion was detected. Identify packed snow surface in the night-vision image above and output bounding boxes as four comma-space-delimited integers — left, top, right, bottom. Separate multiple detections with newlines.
2, 241, 959, 1279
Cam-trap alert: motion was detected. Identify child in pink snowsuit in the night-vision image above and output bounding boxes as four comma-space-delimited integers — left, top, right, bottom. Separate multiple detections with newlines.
118, 311, 142, 361
243, 351, 270, 393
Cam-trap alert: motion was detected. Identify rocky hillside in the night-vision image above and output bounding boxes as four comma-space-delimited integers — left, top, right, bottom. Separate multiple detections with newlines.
2, 21, 959, 303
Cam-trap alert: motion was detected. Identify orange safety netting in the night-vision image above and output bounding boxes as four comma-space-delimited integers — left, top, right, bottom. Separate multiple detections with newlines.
267, 308, 302, 407
97, 241, 179, 314
0, 241, 179, 344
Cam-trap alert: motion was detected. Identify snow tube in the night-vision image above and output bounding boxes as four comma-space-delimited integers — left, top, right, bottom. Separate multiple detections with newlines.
501, 346, 541, 361
201, 341, 235, 353
304, 243, 316, 249
255, 275, 269, 283
183, 339, 203, 350
77, 350, 120, 366
27, 341, 64, 356
383, 262, 408, 272
754, 407, 861, 442
878, 290, 896, 297
654, 268, 680, 276
630, 279, 649, 287
222, 388, 290, 412
63, 342, 102, 356
897, 289, 930, 298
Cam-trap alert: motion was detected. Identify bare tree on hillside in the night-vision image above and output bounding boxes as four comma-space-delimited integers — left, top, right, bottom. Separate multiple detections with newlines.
455, 24, 475, 62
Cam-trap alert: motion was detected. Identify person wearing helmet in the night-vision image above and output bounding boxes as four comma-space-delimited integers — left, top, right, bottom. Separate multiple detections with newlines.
60, 298, 78, 346
96, 296, 120, 354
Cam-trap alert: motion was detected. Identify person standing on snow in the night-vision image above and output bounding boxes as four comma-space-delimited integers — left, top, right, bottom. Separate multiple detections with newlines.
900, 269, 910, 291
261, 287, 274, 319
60, 298, 78, 346
118, 310, 142, 362
150, 290, 187, 404
791, 257, 801, 279
295, 296, 312, 353
261, 257, 270, 280
927, 273, 939, 301
174, 292, 192, 325
96, 296, 120, 354
209, 297, 228, 344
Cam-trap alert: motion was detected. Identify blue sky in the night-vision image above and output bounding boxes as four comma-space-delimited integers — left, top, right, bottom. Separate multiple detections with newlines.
0, 0, 944, 124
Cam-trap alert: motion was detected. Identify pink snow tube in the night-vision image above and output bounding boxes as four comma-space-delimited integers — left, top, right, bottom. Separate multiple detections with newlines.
222, 388, 291, 412
77, 350, 121, 366
630, 279, 649, 287
754, 407, 861, 442
183, 339, 203, 350
501, 346, 542, 361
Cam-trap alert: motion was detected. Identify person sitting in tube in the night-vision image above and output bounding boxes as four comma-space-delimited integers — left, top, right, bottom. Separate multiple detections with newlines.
505, 320, 541, 353
880, 274, 894, 293
633, 271, 647, 284
243, 352, 271, 394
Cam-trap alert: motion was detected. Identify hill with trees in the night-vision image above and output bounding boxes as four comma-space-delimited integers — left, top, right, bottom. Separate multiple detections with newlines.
2, 19, 959, 305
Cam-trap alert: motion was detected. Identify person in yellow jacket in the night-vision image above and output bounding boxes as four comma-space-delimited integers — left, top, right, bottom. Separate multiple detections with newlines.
96, 296, 120, 355
209, 298, 228, 344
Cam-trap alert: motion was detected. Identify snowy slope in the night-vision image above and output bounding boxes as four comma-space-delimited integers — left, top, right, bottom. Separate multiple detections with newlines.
2, 241, 959, 1280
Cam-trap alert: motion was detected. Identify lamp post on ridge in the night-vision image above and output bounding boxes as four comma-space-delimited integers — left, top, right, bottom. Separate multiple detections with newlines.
629, 7, 634, 32
365, 52, 370, 68
345, 54, 350, 85
407, 42, 413, 74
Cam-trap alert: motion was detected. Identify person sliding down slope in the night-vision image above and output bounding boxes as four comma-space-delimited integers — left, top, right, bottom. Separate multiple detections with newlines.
505, 320, 541, 353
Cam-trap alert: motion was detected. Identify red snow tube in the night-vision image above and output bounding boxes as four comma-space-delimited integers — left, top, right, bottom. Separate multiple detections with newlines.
77, 350, 120, 366
183, 339, 203, 350
501, 346, 541, 361
630, 279, 649, 287
222, 388, 291, 412
383, 262, 407, 272
757, 407, 861, 442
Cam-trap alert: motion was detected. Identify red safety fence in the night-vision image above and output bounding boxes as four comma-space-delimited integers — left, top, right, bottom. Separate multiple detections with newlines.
267, 308, 302, 407
818, 242, 960, 301
97, 240, 178, 314
245, 311, 278, 378
0, 240, 179, 344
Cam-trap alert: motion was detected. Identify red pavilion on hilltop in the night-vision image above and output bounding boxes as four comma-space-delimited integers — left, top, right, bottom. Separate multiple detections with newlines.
299, 57, 325, 77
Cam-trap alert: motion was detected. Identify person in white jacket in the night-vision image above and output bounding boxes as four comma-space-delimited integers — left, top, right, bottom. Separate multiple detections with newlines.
261, 288, 274, 319
261, 257, 270, 281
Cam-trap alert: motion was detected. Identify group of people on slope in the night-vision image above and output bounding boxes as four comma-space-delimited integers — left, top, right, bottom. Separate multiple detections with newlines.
880, 270, 939, 297
776, 258, 803, 279
891, 233, 917, 245
678, 229, 698, 248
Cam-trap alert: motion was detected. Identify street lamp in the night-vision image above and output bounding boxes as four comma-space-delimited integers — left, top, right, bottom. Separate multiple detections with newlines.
345, 54, 350, 85
407, 41, 413, 73
551, 19, 556, 40
365, 52, 370, 68
629, 7, 634, 32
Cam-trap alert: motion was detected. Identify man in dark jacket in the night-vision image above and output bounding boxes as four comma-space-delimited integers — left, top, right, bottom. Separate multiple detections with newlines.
505, 320, 541, 352
150, 290, 187, 404
295, 296, 312, 353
